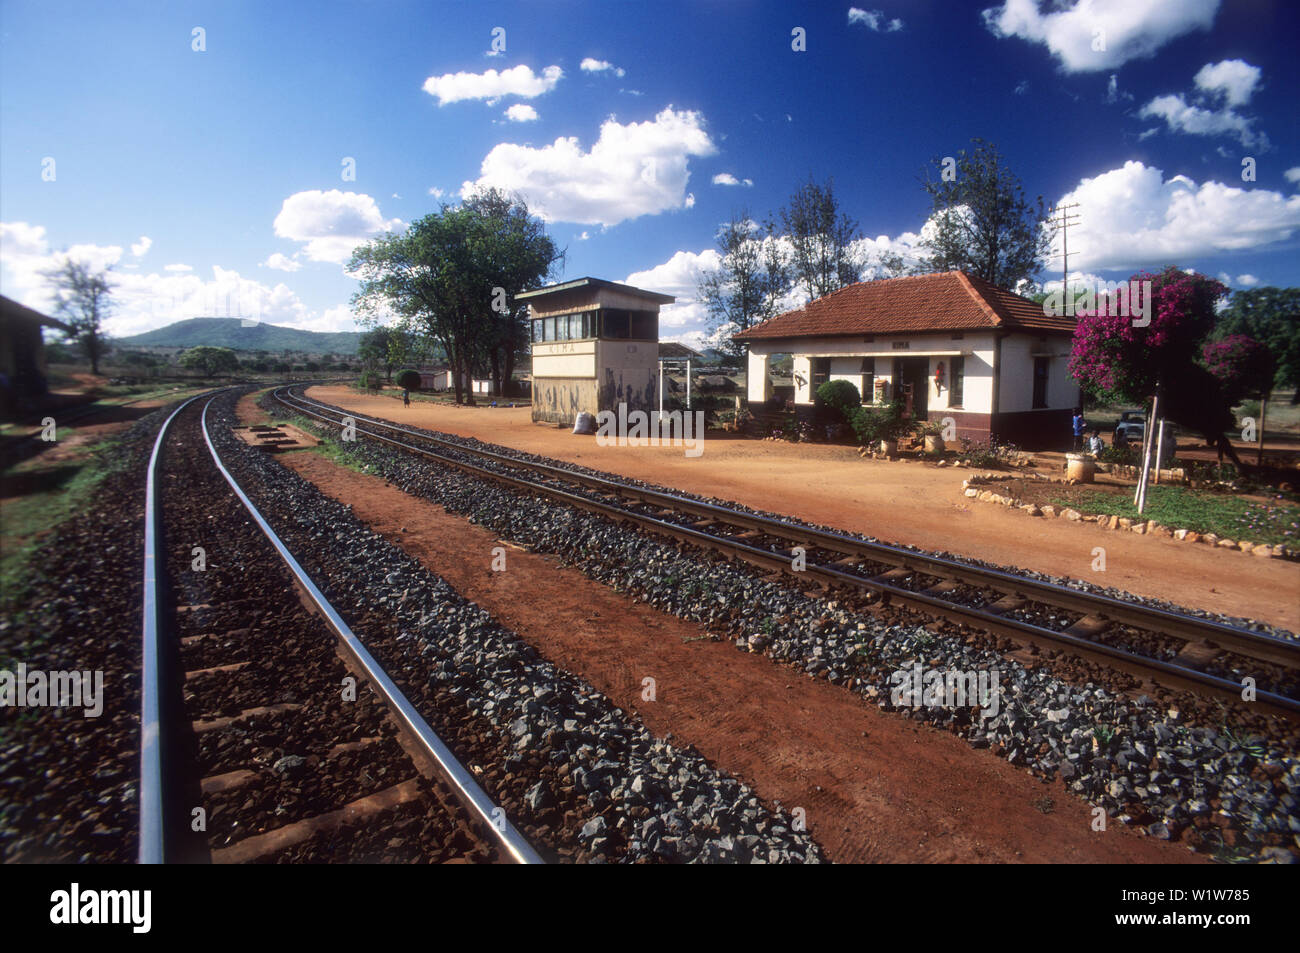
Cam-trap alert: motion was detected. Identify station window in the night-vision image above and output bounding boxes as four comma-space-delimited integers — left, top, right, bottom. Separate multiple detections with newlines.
811, 357, 830, 391
949, 355, 964, 408
1033, 356, 1049, 409
860, 357, 874, 405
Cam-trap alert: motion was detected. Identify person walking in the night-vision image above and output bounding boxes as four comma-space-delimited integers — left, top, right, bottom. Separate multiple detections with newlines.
1071, 408, 1085, 452
402, 388, 411, 408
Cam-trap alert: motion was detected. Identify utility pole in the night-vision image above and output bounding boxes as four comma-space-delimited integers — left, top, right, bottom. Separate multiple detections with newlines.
1048, 203, 1081, 311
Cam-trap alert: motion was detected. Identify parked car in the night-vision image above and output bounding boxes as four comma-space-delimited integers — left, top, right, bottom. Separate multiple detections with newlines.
1113, 411, 1145, 447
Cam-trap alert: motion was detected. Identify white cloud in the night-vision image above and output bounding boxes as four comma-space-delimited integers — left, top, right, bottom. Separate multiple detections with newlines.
130, 236, 152, 257
625, 249, 720, 331
272, 190, 403, 264
848, 8, 903, 31
504, 103, 538, 122
1235, 273, 1259, 287
428, 186, 445, 198
0, 220, 355, 337
712, 173, 752, 187
981, 0, 1219, 72
460, 106, 716, 227
1194, 59, 1260, 106
580, 57, 626, 78
1138, 94, 1266, 149
163, 263, 193, 272
1050, 160, 1300, 272
262, 253, 300, 272
422, 64, 562, 106
1284, 167, 1300, 185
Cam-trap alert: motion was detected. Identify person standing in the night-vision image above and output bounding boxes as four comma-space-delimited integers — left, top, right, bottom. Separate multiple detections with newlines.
1071, 408, 1085, 452
402, 388, 411, 408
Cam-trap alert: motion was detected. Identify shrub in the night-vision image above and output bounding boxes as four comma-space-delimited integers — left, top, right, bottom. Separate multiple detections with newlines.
395, 369, 422, 391
850, 399, 907, 444
816, 379, 861, 421
357, 370, 382, 392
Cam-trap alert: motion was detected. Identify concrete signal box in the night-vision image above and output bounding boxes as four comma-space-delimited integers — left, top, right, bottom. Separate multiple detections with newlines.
518, 277, 675, 426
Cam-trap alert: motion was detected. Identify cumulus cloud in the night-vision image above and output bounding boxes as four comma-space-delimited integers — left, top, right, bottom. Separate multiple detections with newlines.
130, 236, 152, 257
460, 106, 716, 227
1049, 161, 1300, 272
272, 190, 404, 264
1194, 59, 1260, 106
1235, 274, 1259, 287
848, 8, 903, 31
0, 220, 356, 336
428, 186, 445, 198
1284, 167, 1300, 186
262, 252, 300, 272
1138, 60, 1268, 148
164, 263, 193, 272
625, 249, 720, 331
981, 0, 1218, 72
712, 173, 752, 187
580, 57, 625, 78
422, 64, 562, 106
504, 103, 538, 122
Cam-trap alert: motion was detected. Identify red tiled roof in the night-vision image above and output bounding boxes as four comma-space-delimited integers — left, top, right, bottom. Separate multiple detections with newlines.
732, 271, 1075, 341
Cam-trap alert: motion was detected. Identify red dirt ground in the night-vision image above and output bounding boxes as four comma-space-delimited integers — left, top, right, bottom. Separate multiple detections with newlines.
241, 393, 1198, 863
306, 386, 1300, 632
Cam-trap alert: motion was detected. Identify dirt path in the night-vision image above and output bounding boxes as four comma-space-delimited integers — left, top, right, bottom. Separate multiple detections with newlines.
248, 394, 1197, 862
306, 386, 1300, 632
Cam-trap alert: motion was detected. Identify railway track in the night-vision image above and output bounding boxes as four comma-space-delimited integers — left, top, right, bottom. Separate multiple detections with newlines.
272, 385, 1300, 718
138, 392, 542, 864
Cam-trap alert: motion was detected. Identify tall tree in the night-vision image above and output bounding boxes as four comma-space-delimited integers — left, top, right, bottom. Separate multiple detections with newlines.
43, 258, 113, 375
698, 213, 789, 357
358, 327, 400, 381
779, 176, 862, 301
917, 138, 1054, 290
179, 345, 240, 379
462, 189, 561, 396
1070, 267, 1246, 463
1213, 287, 1300, 402
349, 190, 559, 405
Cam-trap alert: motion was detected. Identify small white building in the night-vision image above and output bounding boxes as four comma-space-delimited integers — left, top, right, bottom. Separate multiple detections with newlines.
733, 271, 1081, 448
518, 277, 675, 426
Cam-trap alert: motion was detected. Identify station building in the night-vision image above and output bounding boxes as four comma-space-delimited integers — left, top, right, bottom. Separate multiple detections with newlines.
733, 270, 1081, 448
518, 277, 675, 426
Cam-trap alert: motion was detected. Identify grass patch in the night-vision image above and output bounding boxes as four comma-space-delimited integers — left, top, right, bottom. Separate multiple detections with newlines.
1051, 485, 1300, 545
0, 434, 129, 613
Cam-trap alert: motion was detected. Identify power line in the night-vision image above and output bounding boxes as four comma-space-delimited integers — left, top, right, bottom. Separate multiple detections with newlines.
1048, 203, 1081, 298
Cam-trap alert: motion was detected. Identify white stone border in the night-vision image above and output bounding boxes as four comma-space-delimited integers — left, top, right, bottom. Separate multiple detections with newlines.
960, 473, 1295, 560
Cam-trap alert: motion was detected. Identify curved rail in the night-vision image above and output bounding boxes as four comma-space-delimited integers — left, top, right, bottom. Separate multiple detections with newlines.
140, 392, 214, 865
198, 395, 542, 864
273, 385, 1300, 716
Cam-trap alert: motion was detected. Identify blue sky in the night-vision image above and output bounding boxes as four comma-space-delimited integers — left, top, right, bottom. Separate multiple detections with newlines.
2, 0, 1298, 348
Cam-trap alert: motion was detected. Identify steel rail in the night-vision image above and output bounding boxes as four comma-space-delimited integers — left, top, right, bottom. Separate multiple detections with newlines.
278, 387, 1298, 667
199, 396, 543, 864
140, 392, 213, 864
271, 387, 1300, 716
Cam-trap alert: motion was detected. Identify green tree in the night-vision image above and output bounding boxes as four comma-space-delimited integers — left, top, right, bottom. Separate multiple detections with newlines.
179, 345, 240, 378
349, 189, 560, 405
358, 327, 402, 381
779, 176, 862, 300
917, 138, 1054, 290
698, 212, 790, 358
43, 258, 113, 374
1213, 287, 1300, 402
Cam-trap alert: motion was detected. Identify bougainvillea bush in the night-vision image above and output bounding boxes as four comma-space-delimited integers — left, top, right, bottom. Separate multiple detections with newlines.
1201, 335, 1276, 405
1068, 266, 1227, 403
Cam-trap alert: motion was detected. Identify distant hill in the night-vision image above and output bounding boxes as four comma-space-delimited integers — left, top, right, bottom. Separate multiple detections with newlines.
115, 317, 363, 354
